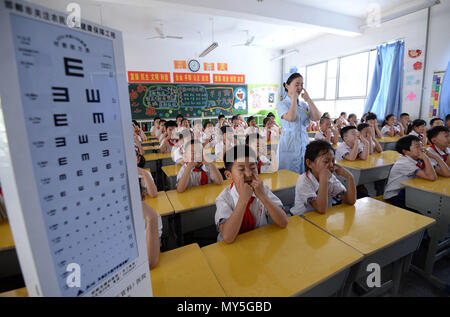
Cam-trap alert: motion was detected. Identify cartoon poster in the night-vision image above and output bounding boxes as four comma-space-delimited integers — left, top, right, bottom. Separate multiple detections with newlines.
248, 84, 279, 113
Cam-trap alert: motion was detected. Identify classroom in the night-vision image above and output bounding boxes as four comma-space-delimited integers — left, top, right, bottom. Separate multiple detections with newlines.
0, 0, 449, 298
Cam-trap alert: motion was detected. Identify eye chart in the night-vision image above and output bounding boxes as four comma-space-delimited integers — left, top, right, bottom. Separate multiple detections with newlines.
0, 1, 151, 296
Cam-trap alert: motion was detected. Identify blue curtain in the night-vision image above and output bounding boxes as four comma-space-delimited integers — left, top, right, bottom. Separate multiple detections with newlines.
438, 59, 450, 120
364, 40, 404, 120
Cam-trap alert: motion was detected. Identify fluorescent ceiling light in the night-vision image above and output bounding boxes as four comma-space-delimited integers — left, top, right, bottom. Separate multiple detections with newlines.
199, 42, 218, 58
270, 49, 299, 61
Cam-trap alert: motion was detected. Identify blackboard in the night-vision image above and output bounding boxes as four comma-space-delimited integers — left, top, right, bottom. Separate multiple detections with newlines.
128, 83, 248, 120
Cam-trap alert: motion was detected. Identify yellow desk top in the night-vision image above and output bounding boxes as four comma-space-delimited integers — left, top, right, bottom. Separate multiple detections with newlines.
166, 180, 232, 213
379, 136, 401, 143
201, 216, 362, 297
143, 192, 174, 216
0, 219, 14, 249
162, 162, 225, 178
303, 197, 435, 255
151, 243, 225, 297
143, 145, 159, 151
402, 176, 450, 197
259, 169, 299, 191
0, 287, 28, 297
144, 152, 173, 161
337, 150, 400, 170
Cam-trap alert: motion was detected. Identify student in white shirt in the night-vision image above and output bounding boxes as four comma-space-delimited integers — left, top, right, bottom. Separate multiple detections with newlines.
136, 151, 158, 198
365, 112, 382, 139
150, 117, 161, 137
215, 114, 229, 129
407, 119, 428, 145
237, 114, 248, 130
347, 113, 358, 127
314, 116, 339, 145
381, 114, 403, 137
427, 126, 450, 167
262, 117, 278, 144
201, 121, 217, 148
290, 140, 356, 216
244, 116, 259, 135
357, 123, 383, 154
231, 115, 245, 135
384, 135, 449, 208
245, 133, 278, 174
159, 120, 178, 153
399, 113, 411, 134
339, 112, 349, 126
158, 120, 166, 142
176, 140, 223, 193
430, 117, 444, 128
171, 130, 193, 165
215, 145, 288, 243
335, 126, 369, 161
267, 112, 282, 136
215, 126, 235, 161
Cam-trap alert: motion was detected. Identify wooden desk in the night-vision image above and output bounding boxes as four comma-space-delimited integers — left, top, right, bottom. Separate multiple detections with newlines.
0, 287, 28, 297
303, 197, 435, 296
144, 153, 175, 190
0, 219, 14, 249
378, 136, 401, 151
150, 243, 225, 297
143, 192, 174, 217
402, 176, 450, 287
201, 216, 362, 297
337, 150, 400, 186
143, 145, 160, 154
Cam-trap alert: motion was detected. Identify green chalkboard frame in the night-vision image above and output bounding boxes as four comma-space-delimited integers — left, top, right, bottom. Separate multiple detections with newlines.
129, 83, 248, 120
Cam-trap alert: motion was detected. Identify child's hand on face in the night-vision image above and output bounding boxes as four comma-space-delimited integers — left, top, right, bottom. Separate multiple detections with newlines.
237, 177, 254, 201
334, 164, 350, 178
250, 174, 265, 199
319, 167, 332, 182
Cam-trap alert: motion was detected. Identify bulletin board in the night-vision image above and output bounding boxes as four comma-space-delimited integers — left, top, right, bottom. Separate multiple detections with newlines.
0, 0, 151, 297
129, 83, 248, 119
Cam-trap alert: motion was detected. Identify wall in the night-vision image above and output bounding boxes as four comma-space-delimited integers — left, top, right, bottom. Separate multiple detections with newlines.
283, 0, 450, 120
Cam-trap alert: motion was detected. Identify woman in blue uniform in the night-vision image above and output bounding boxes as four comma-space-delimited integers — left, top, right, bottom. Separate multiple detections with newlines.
277, 73, 321, 174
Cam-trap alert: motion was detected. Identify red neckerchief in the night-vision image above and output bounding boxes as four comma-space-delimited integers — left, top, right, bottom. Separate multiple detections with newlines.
189, 163, 209, 185
230, 182, 256, 234
267, 130, 272, 142
403, 155, 425, 170
257, 159, 263, 174
417, 133, 424, 140
168, 139, 177, 147
430, 144, 448, 161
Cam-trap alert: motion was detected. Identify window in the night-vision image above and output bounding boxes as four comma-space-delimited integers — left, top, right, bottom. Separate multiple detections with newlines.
302, 49, 376, 118
305, 62, 326, 100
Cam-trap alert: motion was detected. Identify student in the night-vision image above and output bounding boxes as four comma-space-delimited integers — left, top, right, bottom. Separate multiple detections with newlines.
176, 140, 223, 192
322, 112, 331, 119
381, 114, 404, 137
158, 120, 166, 142
215, 126, 235, 161
176, 114, 184, 128
348, 113, 358, 127
446, 114, 450, 127
430, 117, 444, 127
262, 117, 277, 143
180, 118, 192, 131
139, 179, 162, 269
150, 117, 161, 137
358, 123, 383, 153
201, 121, 216, 148
215, 114, 229, 129
172, 131, 193, 165
339, 112, 349, 126
383, 135, 450, 208
267, 112, 281, 135
245, 116, 259, 135
360, 113, 368, 124
315, 116, 339, 145
237, 114, 248, 130
408, 119, 428, 145
136, 151, 158, 198
335, 126, 369, 161
215, 145, 288, 243
365, 112, 382, 139
246, 133, 278, 174
399, 113, 411, 133
133, 120, 148, 142
427, 126, 450, 167
290, 141, 356, 215
307, 120, 320, 132
159, 120, 178, 153
231, 115, 245, 134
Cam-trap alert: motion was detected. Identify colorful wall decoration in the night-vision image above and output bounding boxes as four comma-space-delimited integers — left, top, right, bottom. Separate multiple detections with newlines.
429, 70, 446, 118
248, 84, 279, 114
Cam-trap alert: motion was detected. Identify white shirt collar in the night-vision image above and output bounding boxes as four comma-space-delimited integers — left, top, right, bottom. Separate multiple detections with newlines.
229, 182, 256, 206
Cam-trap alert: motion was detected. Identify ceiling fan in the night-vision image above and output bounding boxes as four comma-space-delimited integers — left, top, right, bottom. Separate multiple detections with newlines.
146, 23, 183, 40
232, 30, 258, 47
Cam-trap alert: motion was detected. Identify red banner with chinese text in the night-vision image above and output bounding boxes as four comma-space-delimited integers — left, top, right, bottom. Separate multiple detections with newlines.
213, 74, 245, 84
128, 71, 171, 83
173, 72, 211, 83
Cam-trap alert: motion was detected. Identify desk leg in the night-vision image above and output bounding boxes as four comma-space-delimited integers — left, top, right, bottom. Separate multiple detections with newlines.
391, 257, 405, 296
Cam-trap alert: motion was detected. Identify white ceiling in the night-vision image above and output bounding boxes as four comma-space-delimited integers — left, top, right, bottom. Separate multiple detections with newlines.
30, 0, 428, 50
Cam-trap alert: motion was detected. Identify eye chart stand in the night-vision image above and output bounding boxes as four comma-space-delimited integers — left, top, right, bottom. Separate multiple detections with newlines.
0, 1, 152, 296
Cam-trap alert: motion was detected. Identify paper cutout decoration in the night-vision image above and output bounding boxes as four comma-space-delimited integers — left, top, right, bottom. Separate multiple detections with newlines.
413, 61, 423, 70
405, 75, 421, 86
408, 49, 422, 58
407, 92, 417, 101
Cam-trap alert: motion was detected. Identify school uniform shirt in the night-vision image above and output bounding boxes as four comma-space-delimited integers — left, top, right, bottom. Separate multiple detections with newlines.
176, 163, 215, 188
409, 130, 425, 141
258, 155, 274, 174
171, 142, 185, 164
233, 125, 245, 135
314, 130, 334, 143
215, 141, 234, 161
335, 141, 365, 161
201, 131, 216, 147
383, 155, 437, 200
215, 183, 283, 241
262, 128, 277, 143
160, 138, 178, 153
427, 144, 449, 162
290, 171, 346, 216
381, 125, 401, 137
245, 126, 259, 135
